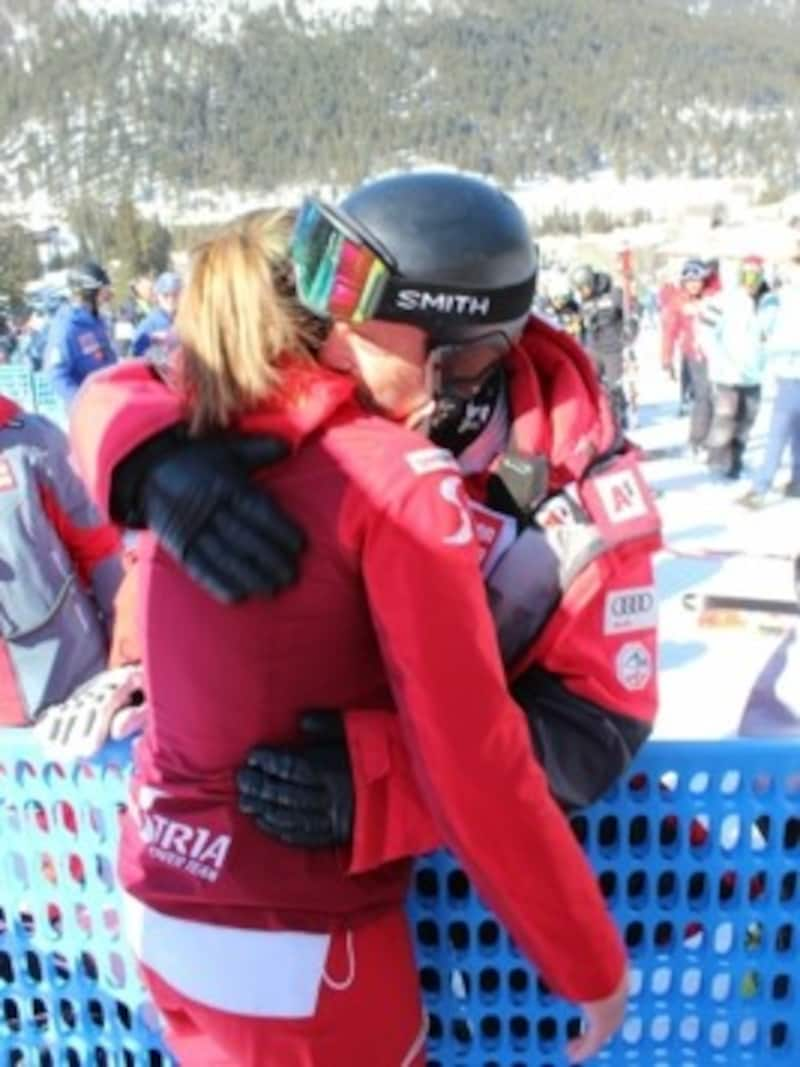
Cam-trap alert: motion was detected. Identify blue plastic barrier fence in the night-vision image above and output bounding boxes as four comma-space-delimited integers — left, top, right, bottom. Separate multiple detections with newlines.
412, 740, 800, 1066
1, 734, 798, 1066
0, 366, 35, 412
0, 366, 66, 429
31, 374, 67, 431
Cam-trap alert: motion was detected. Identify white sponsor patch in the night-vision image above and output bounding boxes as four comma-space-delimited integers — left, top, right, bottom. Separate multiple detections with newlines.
132, 786, 231, 883
604, 586, 657, 635
406, 447, 461, 476
615, 641, 653, 692
593, 469, 649, 523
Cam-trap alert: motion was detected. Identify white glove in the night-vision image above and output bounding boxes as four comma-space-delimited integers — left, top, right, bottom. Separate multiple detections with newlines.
33, 665, 147, 759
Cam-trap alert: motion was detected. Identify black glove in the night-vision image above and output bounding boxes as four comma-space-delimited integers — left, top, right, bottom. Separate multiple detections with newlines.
236, 712, 354, 847
111, 427, 304, 603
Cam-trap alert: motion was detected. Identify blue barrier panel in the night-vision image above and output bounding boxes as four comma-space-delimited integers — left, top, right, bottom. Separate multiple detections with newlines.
0, 366, 35, 412
31, 374, 67, 430
413, 741, 800, 1066
0, 736, 174, 1066
1, 734, 798, 1065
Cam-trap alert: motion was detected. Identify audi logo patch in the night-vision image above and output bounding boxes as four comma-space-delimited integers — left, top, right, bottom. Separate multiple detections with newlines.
604, 586, 657, 634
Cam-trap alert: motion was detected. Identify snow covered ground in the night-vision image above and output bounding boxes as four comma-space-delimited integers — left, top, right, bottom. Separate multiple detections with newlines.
630, 322, 799, 741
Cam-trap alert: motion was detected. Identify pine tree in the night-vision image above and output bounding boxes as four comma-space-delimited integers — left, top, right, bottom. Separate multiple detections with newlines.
0, 220, 42, 307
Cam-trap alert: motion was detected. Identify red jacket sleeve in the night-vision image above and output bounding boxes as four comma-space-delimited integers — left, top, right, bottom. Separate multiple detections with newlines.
345, 710, 441, 873
31, 415, 123, 624
518, 454, 661, 731
70, 361, 186, 519
357, 453, 626, 1003
660, 301, 681, 370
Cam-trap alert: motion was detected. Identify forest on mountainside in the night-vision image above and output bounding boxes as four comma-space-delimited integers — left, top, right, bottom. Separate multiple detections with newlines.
0, 0, 798, 204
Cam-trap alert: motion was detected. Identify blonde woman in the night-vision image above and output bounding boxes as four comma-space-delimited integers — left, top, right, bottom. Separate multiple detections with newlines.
74, 207, 627, 1066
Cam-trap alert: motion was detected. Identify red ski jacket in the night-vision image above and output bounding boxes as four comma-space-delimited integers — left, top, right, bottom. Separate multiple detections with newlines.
71, 359, 625, 1003
342, 317, 662, 868
660, 276, 722, 372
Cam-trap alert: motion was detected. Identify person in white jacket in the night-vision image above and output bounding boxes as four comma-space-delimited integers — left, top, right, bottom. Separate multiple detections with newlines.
738, 245, 800, 506
699, 254, 778, 479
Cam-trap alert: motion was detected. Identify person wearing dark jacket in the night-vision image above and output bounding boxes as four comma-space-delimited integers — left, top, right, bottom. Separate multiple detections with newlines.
539, 273, 585, 341
570, 263, 638, 428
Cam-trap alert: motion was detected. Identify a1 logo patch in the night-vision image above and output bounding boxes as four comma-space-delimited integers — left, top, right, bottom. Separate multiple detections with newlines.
581, 452, 660, 544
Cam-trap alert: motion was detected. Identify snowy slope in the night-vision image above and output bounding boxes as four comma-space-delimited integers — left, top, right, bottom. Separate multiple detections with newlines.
630, 323, 799, 741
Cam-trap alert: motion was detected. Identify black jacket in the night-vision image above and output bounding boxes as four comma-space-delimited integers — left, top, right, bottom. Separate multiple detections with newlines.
580, 272, 638, 358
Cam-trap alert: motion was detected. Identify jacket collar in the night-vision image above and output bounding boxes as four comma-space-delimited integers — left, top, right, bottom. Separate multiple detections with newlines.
235, 362, 358, 450
505, 316, 617, 483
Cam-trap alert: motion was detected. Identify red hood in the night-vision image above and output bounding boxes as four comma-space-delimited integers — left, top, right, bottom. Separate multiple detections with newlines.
507, 317, 616, 484
0, 394, 21, 429
230, 362, 358, 447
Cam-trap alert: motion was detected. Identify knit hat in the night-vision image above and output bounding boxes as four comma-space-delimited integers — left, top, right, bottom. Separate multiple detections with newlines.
154, 271, 182, 296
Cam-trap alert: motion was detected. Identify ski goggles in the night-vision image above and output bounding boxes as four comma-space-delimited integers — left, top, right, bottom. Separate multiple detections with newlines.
291, 198, 395, 323
740, 264, 765, 286
680, 261, 708, 282
290, 196, 537, 332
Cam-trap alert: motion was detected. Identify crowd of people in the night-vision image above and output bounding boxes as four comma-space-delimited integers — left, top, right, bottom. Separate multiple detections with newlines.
658, 250, 800, 502
0, 267, 182, 388
0, 169, 798, 1065
537, 244, 800, 504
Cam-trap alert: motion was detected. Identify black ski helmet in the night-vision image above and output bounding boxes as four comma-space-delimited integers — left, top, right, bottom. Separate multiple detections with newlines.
570, 263, 595, 293
338, 170, 538, 344
68, 260, 111, 293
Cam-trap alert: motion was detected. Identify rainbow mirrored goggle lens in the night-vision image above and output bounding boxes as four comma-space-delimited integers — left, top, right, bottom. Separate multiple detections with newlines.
291, 198, 392, 324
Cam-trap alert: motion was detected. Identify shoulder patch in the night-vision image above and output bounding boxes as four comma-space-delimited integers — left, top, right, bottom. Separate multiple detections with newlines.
405, 447, 461, 476
615, 640, 653, 691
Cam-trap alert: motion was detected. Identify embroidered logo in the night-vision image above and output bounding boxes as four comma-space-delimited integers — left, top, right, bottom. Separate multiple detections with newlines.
615, 641, 653, 691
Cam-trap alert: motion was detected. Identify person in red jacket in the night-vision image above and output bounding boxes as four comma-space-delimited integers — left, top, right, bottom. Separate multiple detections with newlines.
72, 195, 628, 1065
235, 179, 661, 875
75, 174, 661, 822
660, 258, 720, 450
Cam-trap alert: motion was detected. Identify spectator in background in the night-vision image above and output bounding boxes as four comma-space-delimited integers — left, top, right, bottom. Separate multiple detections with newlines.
570, 262, 638, 429
539, 272, 584, 341
130, 271, 182, 359
46, 261, 117, 408
700, 254, 777, 480
0, 309, 16, 363
119, 275, 155, 327
738, 243, 800, 507
661, 258, 719, 448
14, 308, 49, 370
0, 390, 142, 748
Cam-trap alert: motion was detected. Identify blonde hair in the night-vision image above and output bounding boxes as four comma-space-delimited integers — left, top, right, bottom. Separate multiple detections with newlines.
177, 208, 320, 433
